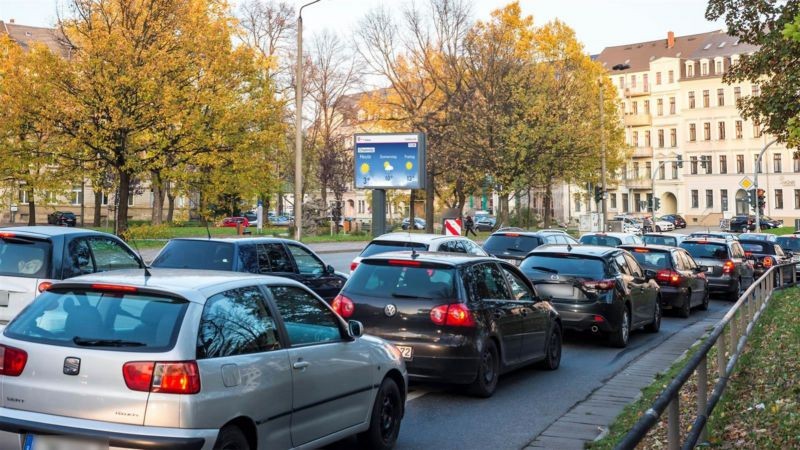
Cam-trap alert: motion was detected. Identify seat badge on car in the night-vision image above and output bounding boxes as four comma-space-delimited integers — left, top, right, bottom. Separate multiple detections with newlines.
385, 304, 398, 317
63, 357, 81, 376
550, 274, 560, 281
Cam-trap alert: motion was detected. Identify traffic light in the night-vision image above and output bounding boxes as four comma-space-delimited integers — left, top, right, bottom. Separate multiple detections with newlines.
748, 189, 757, 210
594, 186, 603, 203
757, 188, 766, 214
653, 197, 661, 211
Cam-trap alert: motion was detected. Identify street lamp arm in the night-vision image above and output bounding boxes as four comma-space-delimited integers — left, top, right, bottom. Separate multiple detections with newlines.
753, 138, 779, 233
299, 0, 322, 17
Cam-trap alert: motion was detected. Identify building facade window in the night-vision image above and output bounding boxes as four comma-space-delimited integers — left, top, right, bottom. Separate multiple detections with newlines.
752, 84, 760, 96
632, 101, 638, 114
721, 189, 729, 211
753, 122, 762, 137
610, 193, 617, 209
717, 88, 725, 106
645, 161, 652, 177
754, 155, 762, 173
734, 86, 741, 101
669, 97, 676, 114
689, 123, 697, 141
643, 73, 649, 90
631, 74, 637, 88
706, 190, 713, 208
720, 155, 727, 174
670, 128, 677, 147
715, 60, 723, 74
718, 121, 726, 140
688, 91, 695, 108
704, 122, 711, 140
794, 155, 800, 172
70, 185, 83, 206
701, 62, 708, 76
656, 72, 662, 85
774, 154, 782, 173
735, 120, 743, 139
657, 99, 663, 116
644, 100, 650, 114
703, 90, 710, 107
659, 163, 665, 180
737, 155, 745, 174
691, 190, 699, 208
634, 193, 642, 212
690, 156, 698, 174
633, 162, 640, 178
705, 156, 713, 174
632, 131, 639, 147
668, 70, 674, 83
658, 129, 665, 148
645, 130, 651, 147
622, 193, 629, 212
795, 190, 800, 209
618, 76, 624, 89
776, 189, 784, 209
101, 193, 109, 206
687, 64, 694, 77
672, 162, 679, 179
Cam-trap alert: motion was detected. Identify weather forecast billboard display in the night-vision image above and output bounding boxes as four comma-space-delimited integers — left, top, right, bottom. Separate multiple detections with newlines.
354, 133, 426, 190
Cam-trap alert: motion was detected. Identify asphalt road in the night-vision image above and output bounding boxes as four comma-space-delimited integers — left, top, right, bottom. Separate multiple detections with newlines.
319, 250, 732, 450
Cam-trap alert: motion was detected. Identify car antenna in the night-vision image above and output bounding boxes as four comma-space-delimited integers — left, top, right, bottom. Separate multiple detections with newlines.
129, 238, 151, 279
411, 248, 419, 259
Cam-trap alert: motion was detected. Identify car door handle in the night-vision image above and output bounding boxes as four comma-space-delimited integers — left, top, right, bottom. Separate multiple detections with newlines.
293, 361, 310, 370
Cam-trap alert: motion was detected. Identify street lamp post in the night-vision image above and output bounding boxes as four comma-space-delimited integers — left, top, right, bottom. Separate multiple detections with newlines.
295, 0, 322, 241
753, 138, 778, 233
599, 81, 607, 230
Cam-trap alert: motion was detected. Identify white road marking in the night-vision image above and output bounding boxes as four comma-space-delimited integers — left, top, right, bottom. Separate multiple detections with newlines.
406, 388, 431, 402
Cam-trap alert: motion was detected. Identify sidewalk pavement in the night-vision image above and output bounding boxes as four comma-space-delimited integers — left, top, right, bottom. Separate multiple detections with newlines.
525, 316, 721, 450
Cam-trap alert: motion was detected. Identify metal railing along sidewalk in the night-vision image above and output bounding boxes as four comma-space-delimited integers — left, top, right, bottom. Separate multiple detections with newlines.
615, 263, 797, 450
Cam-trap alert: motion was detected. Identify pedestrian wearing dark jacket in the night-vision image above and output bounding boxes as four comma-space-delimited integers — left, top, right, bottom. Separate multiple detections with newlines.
464, 215, 477, 237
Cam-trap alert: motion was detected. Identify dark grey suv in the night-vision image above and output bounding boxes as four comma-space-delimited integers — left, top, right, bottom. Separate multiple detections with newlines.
679, 238, 755, 299
482, 231, 578, 264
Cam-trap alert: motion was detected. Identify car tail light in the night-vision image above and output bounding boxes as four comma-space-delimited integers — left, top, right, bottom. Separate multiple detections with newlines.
0, 232, 16, 238
350, 262, 359, 272
387, 259, 421, 267
91, 284, 138, 293
745, 251, 753, 258
331, 294, 355, 318
430, 303, 476, 327
656, 270, 682, 286
582, 279, 616, 291
763, 256, 774, 268
123, 361, 200, 394
722, 260, 735, 274
0, 345, 28, 377
37, 281, 53, 292
593, 315, 605, 323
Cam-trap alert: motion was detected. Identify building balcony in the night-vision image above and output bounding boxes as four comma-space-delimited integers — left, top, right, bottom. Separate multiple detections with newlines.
631, 146, 653, 158
624, 85, 650, 97
623, 113, 652, 127
624, 177, 653, 190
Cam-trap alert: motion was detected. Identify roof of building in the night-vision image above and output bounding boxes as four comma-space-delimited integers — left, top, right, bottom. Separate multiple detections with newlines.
688, 31, 759, 60
0, 20, 70, 57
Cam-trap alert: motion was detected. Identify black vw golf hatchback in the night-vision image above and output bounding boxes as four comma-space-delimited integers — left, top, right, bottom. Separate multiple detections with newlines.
336, 252, 562, 397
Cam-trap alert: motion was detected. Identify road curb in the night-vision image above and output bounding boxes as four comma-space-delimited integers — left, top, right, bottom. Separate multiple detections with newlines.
524, 317, 718, 450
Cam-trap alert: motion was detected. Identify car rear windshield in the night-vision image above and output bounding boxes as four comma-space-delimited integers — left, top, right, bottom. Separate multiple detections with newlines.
680, 242, 729, 259
483, 234, 542, 255
643, 235, 677, 246
345, 262, 455, 299
521, 254, 606, 278
628, 249, 672, 269
777, 237, 800, 252
740, 242, 771, 254
579, 235, 622, 247
359, 241, 429, 258
4, 288, 189, 351
0, 236, 51, 279
151, 240, 235, 271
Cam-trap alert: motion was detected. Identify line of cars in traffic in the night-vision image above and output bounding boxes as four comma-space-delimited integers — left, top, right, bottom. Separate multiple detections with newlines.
0, 223, 797, 449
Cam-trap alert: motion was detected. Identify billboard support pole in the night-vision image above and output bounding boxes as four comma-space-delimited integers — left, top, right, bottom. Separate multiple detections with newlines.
372, 189, 386, 237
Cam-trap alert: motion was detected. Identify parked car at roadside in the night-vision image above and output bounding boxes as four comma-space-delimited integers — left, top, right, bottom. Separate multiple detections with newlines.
0, 226, 143, 326
579, 232, 644, 247
610, 216, 643, 235
728, 215, 755, 232
619, 244, 709, 317
649, 217, 675, 232
350, 233, 486, 273
0, 269, 407, 450
520, 245, 661, 347
151, 238, 347, 302
659, 214, 687, 229
679, 237, 754, 299
642, 233, 688, 247
337, 252, 562, 397
474, 216, 497, 232
221, 216, 249, 228
758, 216, 783, 229
243, 211, 258, 225
46, 211, 77, 227
738, 238, 793, 282
483, 230, 578, 264
401, 217, 426, 230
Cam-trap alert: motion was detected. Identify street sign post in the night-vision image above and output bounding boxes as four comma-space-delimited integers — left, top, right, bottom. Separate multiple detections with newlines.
738, 176, 754, 191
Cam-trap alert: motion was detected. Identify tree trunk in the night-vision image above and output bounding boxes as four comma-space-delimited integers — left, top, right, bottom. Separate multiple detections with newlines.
277, 191, 284, 215
26, 190, 36, 226
150, 171, 166, 225
93, 190, 103, 226
166, 185, 175, 224
498, 193, 509, 227
425, 166, 435, 233
527, 188, 532, 228
544, 183, 553, 228
320, 182, 328, 210
116, 170, 131, 236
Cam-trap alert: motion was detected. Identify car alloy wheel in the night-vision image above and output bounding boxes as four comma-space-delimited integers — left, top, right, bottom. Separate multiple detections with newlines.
538, 325, 562, 370
469, 340, 499, 397
699, 287, 710, 311
358, 378, 403, 450
646, 301, 661, 332
679, 291, 691, 318
380, 388, 399, 440
610, 307, 630, 348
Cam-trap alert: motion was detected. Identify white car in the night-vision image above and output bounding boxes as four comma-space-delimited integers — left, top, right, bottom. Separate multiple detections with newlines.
350, 233, 487, 273
652, 219, 675, 232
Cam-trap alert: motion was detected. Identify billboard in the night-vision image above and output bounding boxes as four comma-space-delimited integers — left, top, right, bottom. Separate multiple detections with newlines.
354, 133, 426, 189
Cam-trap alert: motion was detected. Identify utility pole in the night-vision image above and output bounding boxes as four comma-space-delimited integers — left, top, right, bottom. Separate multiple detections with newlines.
600, 81, 607, 231
754, 138, 778, 233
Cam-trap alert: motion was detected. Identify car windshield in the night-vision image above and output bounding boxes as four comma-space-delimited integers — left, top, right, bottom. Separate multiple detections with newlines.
579, 235, 622, 247
680, 242, 729, 259
643, 235, 677, 246
5, 288, 189, 351
0, 236, 51, 279
360, 241, 428, 258
777, 237, 800, 251
628, 249, 671, 269
483, 234, 542, 255
346, 262, 455, 299
740, 242, 771, 254
152, 240, 235, 271
521, 254, 606, 278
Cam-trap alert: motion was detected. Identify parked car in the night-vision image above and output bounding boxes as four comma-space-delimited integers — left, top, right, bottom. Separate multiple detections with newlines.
46, 211, 77, 227
738, 238, 793, 282
759, 216, 783, 229
243, 211, 258, 225
483, 230, 578, 264
642, 233, 688, 247
647, 217, 675, 232
689, 231, 738, 241
474, 216, 497, 232
679, 238, 754, 298
620, 244, 709, 317
659, 214, 687, 229
350, 233, 487, 273
337, 252, 562, 397
738, 232, 778, 242
151, 238, 347, 302
221, 216, 249, 228
0, 226, 143, 326
728, 215, 755, 232
0, 269, 407, 450
610, 216, 643, 235
579, 232, 644, 247
520, 245, 661, 347
270, 215, 293, 226
401, 217, 426, 230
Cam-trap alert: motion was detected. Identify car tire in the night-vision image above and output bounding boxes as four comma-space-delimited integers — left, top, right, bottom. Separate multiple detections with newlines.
699, 286, 710, 311
468, 339, 500, 398
729, 278, 743, 301
213, 425, 250, 450
537, 324, 562, 370
656, 226, 662, 232
678, 291, 691, 318
609, 306, 631, 348
358, 377, 403, 450
645, 301, 661, 332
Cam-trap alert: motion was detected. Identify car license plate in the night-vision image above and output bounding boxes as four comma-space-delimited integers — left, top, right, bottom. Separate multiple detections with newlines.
24, 435, 108, 450
396, 345, 413, 361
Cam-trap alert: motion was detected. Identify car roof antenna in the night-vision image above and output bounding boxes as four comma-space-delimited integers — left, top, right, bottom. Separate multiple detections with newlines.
411, 248, 419, 259
129, 238, 152, 279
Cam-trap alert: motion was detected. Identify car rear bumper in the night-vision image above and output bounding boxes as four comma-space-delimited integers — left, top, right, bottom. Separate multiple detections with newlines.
706, 274, 736, 292
657, 286, 687, 309
405, 354, 480, 384
0, 408, 215, 450
550, 301, 622, 333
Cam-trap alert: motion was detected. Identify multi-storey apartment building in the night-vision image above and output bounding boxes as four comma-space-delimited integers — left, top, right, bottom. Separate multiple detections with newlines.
595, 30, 795, 226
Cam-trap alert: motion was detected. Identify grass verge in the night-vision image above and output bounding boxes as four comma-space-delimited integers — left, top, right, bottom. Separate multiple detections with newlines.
762, 226, 795, 236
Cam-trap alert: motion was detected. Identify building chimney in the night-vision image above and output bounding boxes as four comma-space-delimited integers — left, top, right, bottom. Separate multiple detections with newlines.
667, 31, 675, 49
9, 18, 15, 24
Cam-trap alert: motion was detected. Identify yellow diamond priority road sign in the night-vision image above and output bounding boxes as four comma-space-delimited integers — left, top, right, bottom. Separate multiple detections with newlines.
739, 176, 754, 190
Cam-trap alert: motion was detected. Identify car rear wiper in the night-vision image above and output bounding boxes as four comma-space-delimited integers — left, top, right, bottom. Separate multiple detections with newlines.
527, 266, 558, 273
73, 337, 146, 347
391, 293, 434, 299
505, 247, 526, 252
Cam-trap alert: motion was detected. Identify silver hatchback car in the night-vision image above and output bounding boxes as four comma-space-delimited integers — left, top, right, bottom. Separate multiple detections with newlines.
0, 269, 407, 450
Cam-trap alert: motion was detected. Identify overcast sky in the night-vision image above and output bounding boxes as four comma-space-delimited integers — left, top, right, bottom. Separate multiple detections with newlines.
1, 0, 725, 54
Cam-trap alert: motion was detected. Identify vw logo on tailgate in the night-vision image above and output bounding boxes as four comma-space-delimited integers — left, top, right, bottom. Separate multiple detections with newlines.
63, 357, 81, 376
384, 304, 398, 317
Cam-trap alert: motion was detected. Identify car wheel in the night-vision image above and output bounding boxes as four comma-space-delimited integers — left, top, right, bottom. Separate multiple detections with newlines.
537, 324, 562, 370
678, 290, 691, 318
609, 306, 631, 348
656, 226, 662, 232
729, 278, 743, 301
699, 286, 710, 311
645, 300, 661, 332
358, 377, 403, 450
468, 339, 500, 397
213, 425, 250, 450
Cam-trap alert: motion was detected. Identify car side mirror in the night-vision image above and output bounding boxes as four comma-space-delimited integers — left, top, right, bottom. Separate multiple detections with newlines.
694, 266, 707, 273
348, 320, 364, 338
643, 269, 657, 281
326, 264, 335, 274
